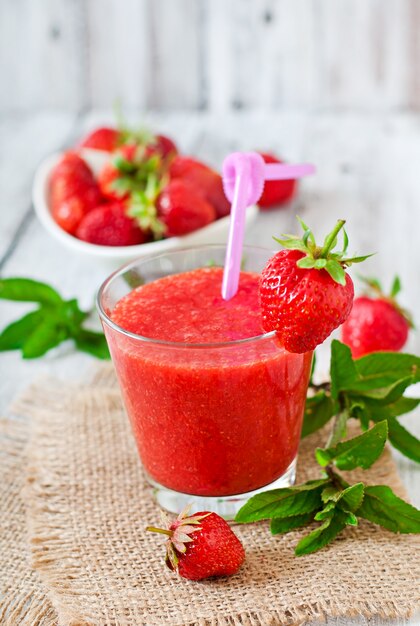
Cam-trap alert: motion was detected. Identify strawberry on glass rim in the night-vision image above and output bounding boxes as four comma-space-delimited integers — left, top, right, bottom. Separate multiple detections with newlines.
260, 218, 372, 353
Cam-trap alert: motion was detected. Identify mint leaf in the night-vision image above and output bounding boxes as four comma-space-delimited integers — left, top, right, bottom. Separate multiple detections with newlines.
357, 485, 420, 533
386, 417, 420, 463
322, 482, 364, 512
22, 318, 67, 359
0, 310, 44, 351
354, 352, 420, 388
295, 510, 348, 556
330, 340, 358, 399
74, 330, 110, 360
354, 376, 414, 404
364, 395, 420, 420
235, 479, 328, 523
338, 482, 364, 511
316, 421, 388, 470
314, 501, 336, 521
301, 391, 335, 438
0, 278, 62, 305
0, 277, 109, 360
270, 513, 314, 535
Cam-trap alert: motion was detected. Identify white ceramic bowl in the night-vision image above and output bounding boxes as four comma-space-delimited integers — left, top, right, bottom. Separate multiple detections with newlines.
33, 148, 258, 267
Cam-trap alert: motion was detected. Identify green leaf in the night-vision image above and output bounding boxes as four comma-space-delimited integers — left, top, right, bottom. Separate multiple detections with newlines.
324, 260, 346, 286
321, 484, 341, 503
295, 510, 348, 556
353, 376, 414, 404
296, 257, 316, 269
390, 276, 401, 298
316, 421, 388, 470
337, 482, 365, 512
301, 391, 336, 438
364, 395, 420, 420
0, 310, 44, 351
359, 275, 382, 292
357, 485, 420, 533
326, 409, 349, 447
330, 340, 358, 399
22, 319, 67, 359
74, 330, 111, 360
354, 352, 420, 388
314, 501, 336, 520
344, 511, 358, 526
0, 278, 62, 305
235, 479, 328, 523
387, 417, 420, 463
270, 513, 314, 535
273, 236, 308, 253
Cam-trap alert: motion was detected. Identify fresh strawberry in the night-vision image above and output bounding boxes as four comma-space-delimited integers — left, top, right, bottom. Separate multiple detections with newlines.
98, 144, 160, 202
146, 507, 245, 581
50, 152, 102, 234
257, 153, 296, 209
146, 134, 178, 160
260, 219, 371, 353
76, 202, 148, 246
341, 277, 412, 358
156, 179, 216, 237
79, 127, 121, 152
169, 156, 230, 218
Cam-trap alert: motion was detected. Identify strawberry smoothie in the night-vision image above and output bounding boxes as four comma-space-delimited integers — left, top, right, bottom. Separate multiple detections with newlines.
105, 266, 312, 498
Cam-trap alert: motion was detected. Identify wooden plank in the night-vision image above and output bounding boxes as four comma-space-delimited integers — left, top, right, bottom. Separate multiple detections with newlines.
86, 0, 149, 110
315, 0, 409, 110
0, 0, 86, 113
0, 112, 78, 259
146, 0, 205, 109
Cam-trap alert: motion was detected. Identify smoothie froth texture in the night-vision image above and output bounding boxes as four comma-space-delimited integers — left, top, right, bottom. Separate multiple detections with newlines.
107, 267, 312, 497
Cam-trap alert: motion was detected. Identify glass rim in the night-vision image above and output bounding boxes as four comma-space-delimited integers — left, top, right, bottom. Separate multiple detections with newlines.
96, 243, 278, 349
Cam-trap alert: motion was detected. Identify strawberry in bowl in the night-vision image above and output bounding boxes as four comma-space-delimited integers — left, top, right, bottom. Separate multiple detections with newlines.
33, 127, 258, 265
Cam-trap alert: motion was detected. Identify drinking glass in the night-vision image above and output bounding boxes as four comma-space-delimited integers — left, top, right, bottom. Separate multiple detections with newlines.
97, 245, 312, 518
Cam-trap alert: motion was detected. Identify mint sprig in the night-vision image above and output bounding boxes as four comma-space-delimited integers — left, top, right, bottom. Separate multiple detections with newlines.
0, 278, 109, 360
236, 340, 420, 555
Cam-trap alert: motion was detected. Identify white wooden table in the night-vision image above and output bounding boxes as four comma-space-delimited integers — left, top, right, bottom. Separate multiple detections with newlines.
1, 111, 419, 626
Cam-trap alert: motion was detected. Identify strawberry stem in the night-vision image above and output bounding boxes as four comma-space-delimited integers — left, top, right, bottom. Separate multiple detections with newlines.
145, 526, 172, 537
319, 220, 346, 257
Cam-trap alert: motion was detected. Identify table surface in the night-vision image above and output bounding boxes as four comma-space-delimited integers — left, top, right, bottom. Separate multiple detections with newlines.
1, 110, 419, 626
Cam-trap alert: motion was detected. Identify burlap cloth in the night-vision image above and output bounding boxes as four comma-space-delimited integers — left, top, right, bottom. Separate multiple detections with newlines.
1, 365, 419, 626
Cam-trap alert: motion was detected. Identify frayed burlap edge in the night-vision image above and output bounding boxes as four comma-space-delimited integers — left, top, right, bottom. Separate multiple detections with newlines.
0, 417, 57, 626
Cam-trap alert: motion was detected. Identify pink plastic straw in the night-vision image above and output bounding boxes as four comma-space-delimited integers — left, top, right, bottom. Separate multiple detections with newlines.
221, 152, 315, 300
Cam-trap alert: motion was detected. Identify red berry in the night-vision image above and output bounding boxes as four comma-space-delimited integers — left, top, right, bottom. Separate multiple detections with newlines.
257, 153, 296, 209
342, 296, 409, 358
79, 127, 121, 152
98, 144, 147, 201
169, 156, 230, 218
157, 179, 216, 237
50, 152, 102, 234
260, 249, 354, 353
148, 134, 178, 159
76, 202, 148, 247
147, 509, 245, 581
